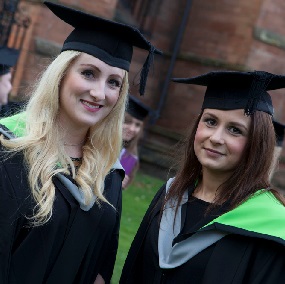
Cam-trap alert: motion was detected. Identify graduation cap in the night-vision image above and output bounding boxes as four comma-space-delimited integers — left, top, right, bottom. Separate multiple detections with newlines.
273, 120, 285, 147
44, 1, 162, 96
127, 95, 151, 121
172, 70, 285, 115
0, 46, 20, 76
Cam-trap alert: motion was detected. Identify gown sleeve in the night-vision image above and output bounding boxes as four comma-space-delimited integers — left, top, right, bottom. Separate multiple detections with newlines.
242, 237, 285, 283
0, 159, 20, 283
202, 233, 285, 284
99, 169, 123, 284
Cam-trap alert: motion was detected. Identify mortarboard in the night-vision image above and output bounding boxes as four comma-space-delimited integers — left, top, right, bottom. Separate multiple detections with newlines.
273, 120, 285, 147
172, 70, 285, 115
127, 95, 151, 121
0, 46, 20, 76
44, 1, 162, 96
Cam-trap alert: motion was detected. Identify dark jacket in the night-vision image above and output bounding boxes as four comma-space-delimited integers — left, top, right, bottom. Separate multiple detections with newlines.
0, 146, 124, 284
120, 185, 285, 284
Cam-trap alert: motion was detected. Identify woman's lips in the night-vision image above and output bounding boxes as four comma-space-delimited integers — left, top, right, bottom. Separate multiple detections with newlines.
81, 99, 102, 112
204, 147, 224, 156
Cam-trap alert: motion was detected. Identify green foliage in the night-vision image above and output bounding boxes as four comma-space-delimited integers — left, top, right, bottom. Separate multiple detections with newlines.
111, 171, 164, 283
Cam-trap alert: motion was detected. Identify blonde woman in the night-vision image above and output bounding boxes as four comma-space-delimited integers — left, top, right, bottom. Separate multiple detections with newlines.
0, 2, 160, 284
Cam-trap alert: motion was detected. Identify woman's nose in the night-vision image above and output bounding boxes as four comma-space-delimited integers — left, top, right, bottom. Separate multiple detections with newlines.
209, 127, 225, 144
89, 81, 106, 101
129, 123, 137, 132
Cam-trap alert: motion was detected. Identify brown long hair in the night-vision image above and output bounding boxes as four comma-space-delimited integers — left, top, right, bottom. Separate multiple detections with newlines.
165, 110, 285, 213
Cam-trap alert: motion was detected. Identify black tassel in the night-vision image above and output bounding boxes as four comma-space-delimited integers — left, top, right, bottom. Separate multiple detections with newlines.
139, 45, 155, 96
245, 71, 273, 116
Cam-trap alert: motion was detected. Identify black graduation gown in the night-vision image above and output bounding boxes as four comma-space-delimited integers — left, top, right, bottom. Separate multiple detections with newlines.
120, 185, 285, 284
0, 101, 25, 118
0, 147, 124, 284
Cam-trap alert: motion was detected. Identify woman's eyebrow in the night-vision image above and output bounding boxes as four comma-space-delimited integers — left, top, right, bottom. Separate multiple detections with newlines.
202, 112, 218, 119
229, 121, 249, 131
79, 63, 124, 79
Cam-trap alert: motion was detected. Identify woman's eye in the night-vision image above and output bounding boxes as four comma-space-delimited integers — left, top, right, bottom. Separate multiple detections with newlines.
109, 79, 122, 88
228, 126, 242, 135
204, 118, 216, 126
81, 70, 94, 79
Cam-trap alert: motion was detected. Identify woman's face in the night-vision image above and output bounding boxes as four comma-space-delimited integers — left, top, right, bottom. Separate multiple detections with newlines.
123, 114, 143, 142
58, 53, 125, 132
0, 72, 12, 105
194, 108, 251, 176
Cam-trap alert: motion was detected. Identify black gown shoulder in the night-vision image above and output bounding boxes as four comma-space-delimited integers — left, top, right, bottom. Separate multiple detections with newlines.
0, 148, 123, 284
120, 184, 285, 284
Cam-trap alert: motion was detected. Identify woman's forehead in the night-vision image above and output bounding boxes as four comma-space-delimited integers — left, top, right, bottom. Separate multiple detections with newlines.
74, 53, 125, 72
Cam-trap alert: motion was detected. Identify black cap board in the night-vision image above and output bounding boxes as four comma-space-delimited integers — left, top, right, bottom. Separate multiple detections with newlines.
0, 46, 20, 76
273, 120, 285, 147
172, 70, 285, 115
127, 95, 150, 121
44, 1, 162, 96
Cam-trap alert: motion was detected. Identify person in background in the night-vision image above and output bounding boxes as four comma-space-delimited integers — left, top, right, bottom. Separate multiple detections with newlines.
0, 1, 160, 284
0, 46, 22, 117
269, 120, 285, 181
120, 70, 285, 284
120, 95, 150, 188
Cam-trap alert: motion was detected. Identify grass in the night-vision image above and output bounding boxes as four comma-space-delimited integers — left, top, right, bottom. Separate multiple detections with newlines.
111, 171, 164, 283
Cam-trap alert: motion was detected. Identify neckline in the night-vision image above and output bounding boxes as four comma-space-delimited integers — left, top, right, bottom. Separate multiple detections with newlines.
190, 194, 212, 205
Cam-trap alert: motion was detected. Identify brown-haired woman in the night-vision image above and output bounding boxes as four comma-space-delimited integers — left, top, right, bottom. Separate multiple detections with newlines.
120, 70, 285, 283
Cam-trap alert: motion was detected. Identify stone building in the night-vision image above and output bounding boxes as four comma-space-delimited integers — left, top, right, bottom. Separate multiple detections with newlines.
4, 0, 285, 188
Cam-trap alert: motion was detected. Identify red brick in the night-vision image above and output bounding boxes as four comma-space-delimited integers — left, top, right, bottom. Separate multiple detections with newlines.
10, 0, 285, 171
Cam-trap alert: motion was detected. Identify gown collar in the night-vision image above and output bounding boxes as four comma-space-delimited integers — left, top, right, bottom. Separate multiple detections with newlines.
158, 178, 228, 269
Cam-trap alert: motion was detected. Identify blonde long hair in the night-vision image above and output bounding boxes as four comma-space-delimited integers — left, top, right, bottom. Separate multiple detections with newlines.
0, 50, 129, 225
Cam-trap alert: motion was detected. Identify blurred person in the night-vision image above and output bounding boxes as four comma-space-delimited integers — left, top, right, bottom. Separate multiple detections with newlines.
269, 120, 285, 181
120, 95, 150, 188
0, 46, 22, 117
0, 1, 161, 284
120, 70, 285, 284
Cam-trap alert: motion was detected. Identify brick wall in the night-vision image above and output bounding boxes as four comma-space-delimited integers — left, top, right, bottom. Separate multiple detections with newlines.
127, 0, 186, 111
157, 0, 266, 131
123, 0, 285, 134
9, 0, 285, 183
13, 0, 285, 126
